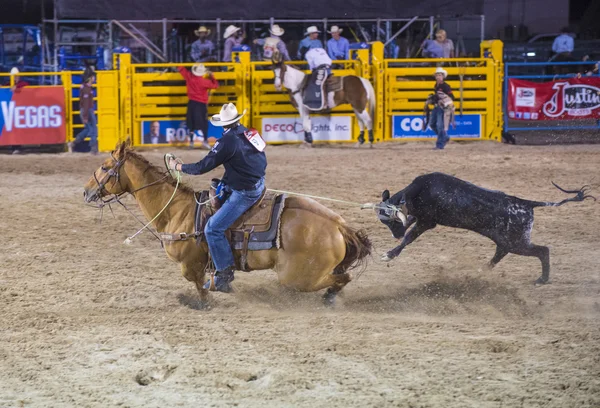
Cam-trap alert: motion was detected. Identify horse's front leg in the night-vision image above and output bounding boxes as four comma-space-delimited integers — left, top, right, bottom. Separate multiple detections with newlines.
180, 261, 209, 308
299, 104, 313, 146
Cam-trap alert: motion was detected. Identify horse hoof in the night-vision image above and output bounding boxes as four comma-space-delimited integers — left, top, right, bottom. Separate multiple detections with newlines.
381, 253, 392, 262
323, 292, 336, 307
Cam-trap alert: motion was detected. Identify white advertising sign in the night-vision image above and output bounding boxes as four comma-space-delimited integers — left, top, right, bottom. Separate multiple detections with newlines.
261, 116, 352, 142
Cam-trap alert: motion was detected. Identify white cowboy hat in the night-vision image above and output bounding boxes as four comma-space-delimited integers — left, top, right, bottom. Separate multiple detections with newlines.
223, 25, 241, 39
328, 25, 343, 34
210, 103, 247, 126
194, 26, 211, 36
10, 67, 19, 75
269, 24, 285, 37
306, 26, 320, 35
191, 63, 208, 76
434, 67, 448, 78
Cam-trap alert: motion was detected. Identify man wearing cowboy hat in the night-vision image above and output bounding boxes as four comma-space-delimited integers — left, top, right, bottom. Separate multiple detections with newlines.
168, 103, 267, 293
68, 66, 98, 154
191, 26, 215, 63
253, 24, 290, 61
223, 25, 244, 63
8, 67, 29, 92
297, 26, 323, 60
178, 63, 219, 149
326, 26, 349, 61
428, 67, 455, 150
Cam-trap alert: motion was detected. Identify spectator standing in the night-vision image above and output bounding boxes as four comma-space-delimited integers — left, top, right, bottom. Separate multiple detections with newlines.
68, 67, 98, 155
9, 67, 29, 92
190, 26, 215, 63
178, 63, 219, 149
297, 26, 323, 60
326, 26, 349, 60
223, 25, 243, 63
253, 24, 291, 61
435, 29, 455, 58
422, 39, 443, 58
552, 27, 574, 57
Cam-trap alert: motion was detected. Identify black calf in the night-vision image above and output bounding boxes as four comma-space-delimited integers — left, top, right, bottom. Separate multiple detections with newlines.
377, 173, 594, 284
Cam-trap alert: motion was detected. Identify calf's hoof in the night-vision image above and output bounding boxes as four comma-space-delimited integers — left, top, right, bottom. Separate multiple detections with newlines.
534, 276, 550, 285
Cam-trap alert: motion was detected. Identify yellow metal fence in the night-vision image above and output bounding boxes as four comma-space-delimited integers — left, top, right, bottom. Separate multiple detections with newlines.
0, 40, 503, 151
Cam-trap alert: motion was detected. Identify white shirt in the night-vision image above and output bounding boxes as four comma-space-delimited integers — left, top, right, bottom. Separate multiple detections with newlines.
305, 48, 332, 70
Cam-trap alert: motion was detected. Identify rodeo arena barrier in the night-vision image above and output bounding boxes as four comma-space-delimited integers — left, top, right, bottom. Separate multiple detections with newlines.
0, 40, 508, 151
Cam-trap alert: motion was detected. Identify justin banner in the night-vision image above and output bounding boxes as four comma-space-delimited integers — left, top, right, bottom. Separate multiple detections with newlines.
507, 78, 600, 120
0, 87, 66, 145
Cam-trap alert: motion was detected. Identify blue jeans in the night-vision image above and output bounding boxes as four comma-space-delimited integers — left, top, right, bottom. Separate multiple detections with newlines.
429, 106, 449, 149
75, 111, 98, 152
204, 178, 265, 271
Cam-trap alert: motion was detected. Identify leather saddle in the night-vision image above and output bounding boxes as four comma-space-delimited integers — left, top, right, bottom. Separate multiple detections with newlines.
193, 182, 286, 271
302, 69, 343, 112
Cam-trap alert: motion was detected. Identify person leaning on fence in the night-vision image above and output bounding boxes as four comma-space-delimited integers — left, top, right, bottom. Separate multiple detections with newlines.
9, 67, 29, 92
68, 67, 98, 155
253, 24, 290, 61
223, 25, 244, 63
297, 26, 324, 60
167, 103, 267, 293
190, 26, 215, 63
326, 26, 349, 61
428, 67, 455, 150
178, 63, 219, 149
435, 29, 455, 58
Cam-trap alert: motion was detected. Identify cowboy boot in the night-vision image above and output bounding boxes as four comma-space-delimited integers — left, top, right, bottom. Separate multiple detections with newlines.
203, 266, 235, 293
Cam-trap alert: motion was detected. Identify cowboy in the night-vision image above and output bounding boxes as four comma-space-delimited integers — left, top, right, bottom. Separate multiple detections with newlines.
178, 63, 219, 149
253, 24, 290, 61
297, 26, 323, 60
326, 26, 349, 61
168, 103, 267, 293
190, 26, 215, 63
223, 25, 244, 63
428, 67, 455, 150
9, 67, 29, 92
68, 67, 98, 155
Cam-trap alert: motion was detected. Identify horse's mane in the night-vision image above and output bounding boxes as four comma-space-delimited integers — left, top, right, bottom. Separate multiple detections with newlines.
125, 148, 195, 195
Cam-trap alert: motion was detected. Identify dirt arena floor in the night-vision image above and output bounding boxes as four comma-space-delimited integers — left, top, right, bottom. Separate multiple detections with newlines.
1, 141, 599, 407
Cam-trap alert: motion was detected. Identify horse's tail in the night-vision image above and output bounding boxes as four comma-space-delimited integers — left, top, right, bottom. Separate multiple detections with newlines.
334, 224, 372, 275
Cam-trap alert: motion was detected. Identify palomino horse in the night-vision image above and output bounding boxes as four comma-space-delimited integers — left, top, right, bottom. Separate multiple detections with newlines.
83, 141, 372, 306
271, 51, 376, 147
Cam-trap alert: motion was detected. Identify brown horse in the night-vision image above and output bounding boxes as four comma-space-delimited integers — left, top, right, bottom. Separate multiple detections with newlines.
271, 52, 376, 146
83, 141, 372, 306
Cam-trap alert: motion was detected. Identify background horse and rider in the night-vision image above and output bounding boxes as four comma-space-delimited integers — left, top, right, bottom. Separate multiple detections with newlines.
271, 50, 377, 146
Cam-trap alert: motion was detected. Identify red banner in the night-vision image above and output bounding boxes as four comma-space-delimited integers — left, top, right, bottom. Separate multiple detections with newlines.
507, 77, 600, 121
0, 87, 66, 146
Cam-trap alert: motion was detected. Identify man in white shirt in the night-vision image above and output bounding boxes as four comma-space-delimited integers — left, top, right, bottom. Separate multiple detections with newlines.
305, 47, 332, 71
302, 48, 333, 112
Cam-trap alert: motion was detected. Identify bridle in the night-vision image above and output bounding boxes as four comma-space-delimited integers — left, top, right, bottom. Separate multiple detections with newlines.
89, 151, 172, 242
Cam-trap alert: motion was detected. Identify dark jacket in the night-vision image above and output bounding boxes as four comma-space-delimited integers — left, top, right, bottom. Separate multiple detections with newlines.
434, 82, 454, 100
181, 124, 267, 190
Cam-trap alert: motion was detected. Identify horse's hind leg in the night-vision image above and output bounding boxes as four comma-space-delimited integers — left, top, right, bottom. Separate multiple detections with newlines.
354, 108, 366, 145
323, 272, 352, 307
354, 109, 373, 145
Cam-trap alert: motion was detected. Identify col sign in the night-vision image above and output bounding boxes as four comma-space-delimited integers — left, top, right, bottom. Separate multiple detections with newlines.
261, 116, 352, 142
140, 120, 222, 145
0, 87, 66, 146
392, 114, 481, 139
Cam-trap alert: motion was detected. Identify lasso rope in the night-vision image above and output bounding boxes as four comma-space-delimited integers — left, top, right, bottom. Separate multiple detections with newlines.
266, 188, 367, 207
123, 169, 182, 245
